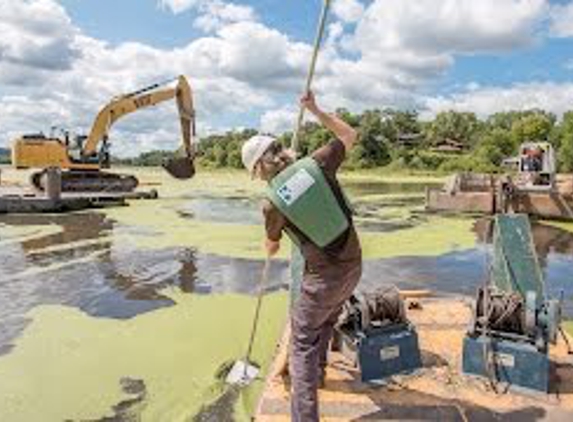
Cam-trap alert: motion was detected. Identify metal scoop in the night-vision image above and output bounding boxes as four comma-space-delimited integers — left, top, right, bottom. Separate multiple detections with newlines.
225, 257, 271, 386
224, 360, 261, 386
162, 155, 195, 180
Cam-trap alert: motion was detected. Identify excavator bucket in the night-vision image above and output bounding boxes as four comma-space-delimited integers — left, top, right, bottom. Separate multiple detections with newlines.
163, 155, 195, 180
164, 75, 196, 180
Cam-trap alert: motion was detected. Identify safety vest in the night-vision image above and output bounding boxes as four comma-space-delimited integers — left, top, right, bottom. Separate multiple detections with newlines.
266, 157, 350, 248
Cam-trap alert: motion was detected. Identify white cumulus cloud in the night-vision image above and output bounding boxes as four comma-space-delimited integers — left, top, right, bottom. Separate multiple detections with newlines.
1, 0, 572, 157
353, 0, 548, 55
194, 0, 257, 32
260, 106, 297, 135
0, 0, 80, 81
332, 0, 365, 24
158, 0, 203, 14
549, 1, 573, 38
158, 0, 257, 33
422, 82, 573, 120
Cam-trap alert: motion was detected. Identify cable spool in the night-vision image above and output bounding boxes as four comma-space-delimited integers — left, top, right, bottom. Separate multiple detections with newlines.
475, 287, 525, 335
339, 286, 406, 333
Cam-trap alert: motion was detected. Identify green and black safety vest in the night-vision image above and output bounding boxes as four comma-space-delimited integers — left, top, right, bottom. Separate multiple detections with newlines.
266, 157, 351, 248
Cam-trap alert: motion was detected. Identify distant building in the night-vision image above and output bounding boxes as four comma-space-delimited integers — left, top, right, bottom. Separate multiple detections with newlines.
431, 138, 465, 154
396, 132, 424, 148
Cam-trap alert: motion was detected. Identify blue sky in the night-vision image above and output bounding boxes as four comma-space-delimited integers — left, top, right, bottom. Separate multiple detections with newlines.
60, 0, 320, 47
1, 0, 573, 156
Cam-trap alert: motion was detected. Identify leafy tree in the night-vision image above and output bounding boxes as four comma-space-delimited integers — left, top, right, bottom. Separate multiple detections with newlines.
379, 109, 422, 147
348, 110, 391, 167
558, 111, 573, 172
476, 128, 515, 167
104, 106, 573, 174
299, 122, 331, 155
510, 113, 554, 146
336, 108, 361, 127
425, 110, 481, 149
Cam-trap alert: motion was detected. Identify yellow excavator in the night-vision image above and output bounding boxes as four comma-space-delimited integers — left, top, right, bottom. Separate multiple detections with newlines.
11, 75, 196, 192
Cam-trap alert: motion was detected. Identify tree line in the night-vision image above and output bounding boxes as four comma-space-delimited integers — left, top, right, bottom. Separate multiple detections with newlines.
118, 108, 573, 173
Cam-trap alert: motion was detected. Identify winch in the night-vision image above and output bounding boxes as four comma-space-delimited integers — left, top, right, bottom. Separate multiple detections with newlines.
463, 214, 563, 392
335, 286, 422, 383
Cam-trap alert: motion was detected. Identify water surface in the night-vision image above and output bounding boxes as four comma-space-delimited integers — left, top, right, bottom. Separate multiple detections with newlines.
1, 172, 572, 420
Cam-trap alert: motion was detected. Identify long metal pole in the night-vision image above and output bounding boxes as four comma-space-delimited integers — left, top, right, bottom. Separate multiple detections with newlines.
242, 257, 272, 374
290, 0, 331, 153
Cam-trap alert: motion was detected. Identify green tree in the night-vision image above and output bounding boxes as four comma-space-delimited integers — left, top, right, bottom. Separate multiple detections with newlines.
425, 111, 481, 149
510, 113, 554, 145
336, 108, 361, 127
348, 110, 390, 167
558, 111, 573, 172
379, 109, 422, 147
476, 128, 515, 166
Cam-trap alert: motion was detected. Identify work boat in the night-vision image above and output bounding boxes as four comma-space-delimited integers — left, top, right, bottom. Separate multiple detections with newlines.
426, 142, 573, 221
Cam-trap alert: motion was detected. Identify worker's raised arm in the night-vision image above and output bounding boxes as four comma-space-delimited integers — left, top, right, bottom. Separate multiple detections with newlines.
300, 91, 358, 152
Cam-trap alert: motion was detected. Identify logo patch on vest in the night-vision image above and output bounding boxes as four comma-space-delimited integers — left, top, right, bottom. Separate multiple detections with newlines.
276, 168, 315, 206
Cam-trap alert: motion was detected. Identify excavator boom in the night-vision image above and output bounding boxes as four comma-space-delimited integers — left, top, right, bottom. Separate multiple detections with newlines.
82, 75, 195, 161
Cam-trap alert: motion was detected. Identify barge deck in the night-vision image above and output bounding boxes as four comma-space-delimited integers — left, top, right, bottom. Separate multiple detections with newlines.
255, 297, 573, 421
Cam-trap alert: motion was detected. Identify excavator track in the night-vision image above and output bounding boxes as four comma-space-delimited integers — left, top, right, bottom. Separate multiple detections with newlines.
31, 170, 139, 193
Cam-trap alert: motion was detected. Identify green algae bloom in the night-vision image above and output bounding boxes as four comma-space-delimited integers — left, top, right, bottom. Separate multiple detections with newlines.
104, 200, 475, 261
103, 200, 292, 260
100, 168, 475, 261
0, 290, 288, 421
340, 171, 445, 185
361, 216, 476, 259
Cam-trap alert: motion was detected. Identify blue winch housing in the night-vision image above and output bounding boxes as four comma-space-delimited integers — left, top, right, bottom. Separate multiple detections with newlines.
335, 287, 422, 383
463, 335, 550, 392
338, 322, 422, 383
462, 214, 562, 393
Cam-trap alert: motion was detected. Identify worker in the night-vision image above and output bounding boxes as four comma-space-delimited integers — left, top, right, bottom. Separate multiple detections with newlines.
241, 91, 362, 422
523, 146, 543, 172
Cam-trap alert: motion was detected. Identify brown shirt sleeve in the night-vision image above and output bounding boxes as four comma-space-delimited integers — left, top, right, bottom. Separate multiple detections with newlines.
311, 138, 346, 177
262, 199, 285, 241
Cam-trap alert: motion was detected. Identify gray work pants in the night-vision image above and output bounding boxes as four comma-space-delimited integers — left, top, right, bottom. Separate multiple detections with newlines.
289, 262, 361, 422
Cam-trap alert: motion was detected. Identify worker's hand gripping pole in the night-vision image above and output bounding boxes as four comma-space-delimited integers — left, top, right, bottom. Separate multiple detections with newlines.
290, 0, 331, 153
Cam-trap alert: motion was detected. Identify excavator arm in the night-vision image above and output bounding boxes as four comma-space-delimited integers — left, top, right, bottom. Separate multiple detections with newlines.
82, 75, 196, 178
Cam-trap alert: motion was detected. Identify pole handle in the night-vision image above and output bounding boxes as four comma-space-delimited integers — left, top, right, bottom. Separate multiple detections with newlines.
291, 0, 331, 153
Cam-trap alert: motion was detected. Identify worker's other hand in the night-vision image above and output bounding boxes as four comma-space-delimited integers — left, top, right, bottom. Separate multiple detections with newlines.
265, 239, 280, 257
300, 90, 320, 115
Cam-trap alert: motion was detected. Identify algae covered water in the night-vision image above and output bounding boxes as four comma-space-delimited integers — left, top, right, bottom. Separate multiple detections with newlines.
1, 168, 573, 420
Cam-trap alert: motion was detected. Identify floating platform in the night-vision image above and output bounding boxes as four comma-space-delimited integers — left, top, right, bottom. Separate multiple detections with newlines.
255, 298, 573, 421
426, 189, 573, 221
0, 186, 158, 214
426, 173, 573, 221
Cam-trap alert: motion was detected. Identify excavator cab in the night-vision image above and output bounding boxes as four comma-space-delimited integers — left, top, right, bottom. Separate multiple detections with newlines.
517, 142, 555, 190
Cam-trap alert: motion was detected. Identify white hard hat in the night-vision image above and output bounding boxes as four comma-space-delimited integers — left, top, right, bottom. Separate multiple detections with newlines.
241, 135, 276, 174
